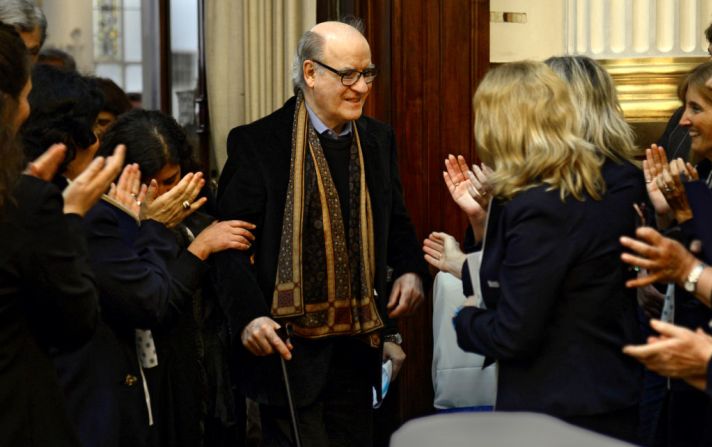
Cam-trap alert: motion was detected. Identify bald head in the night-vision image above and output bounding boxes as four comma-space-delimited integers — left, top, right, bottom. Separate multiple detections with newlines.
310, 21, 367, 44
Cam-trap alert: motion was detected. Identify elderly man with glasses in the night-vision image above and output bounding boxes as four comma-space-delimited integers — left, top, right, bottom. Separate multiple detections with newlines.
215, 19, 428, 447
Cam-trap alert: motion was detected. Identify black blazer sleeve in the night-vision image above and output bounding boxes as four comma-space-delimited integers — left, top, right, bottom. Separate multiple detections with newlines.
454, 194, 572, 360
16, 175, 98, 349
213, 126, 271, 342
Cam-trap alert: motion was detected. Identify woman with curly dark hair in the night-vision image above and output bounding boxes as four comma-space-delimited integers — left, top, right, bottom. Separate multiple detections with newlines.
21, 63, 104, 184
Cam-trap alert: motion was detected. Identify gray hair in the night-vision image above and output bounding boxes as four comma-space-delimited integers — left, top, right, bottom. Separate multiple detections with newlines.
0, 0, 47, 46
291, 17, 366, 94
291, 31, 325, 94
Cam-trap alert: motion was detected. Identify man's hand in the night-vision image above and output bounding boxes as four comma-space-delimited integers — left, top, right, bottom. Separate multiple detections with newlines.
240, 316, 293, 360
383, 341, 406, 380
623, 319, 712, 379
387, 273, 424, 318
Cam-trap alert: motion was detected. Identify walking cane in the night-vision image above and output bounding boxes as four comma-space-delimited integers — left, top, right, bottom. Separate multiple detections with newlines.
277, 323, 302, 447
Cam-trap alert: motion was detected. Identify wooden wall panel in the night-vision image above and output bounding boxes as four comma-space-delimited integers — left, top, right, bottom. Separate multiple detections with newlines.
322, 0, 490, 429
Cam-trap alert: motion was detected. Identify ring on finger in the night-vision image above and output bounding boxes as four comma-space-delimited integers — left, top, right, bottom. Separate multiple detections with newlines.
182, 200, 191, 210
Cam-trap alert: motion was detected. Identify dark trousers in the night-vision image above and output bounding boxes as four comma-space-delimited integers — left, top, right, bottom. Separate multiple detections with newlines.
563, 405, 640, 445
259, 339, 375, 447
653, 388, 712, 447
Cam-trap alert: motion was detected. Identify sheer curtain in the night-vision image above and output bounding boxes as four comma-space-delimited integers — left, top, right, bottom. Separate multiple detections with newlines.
205, 0, 316, 171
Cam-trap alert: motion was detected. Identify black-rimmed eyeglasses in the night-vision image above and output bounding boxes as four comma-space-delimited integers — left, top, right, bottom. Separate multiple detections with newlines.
311, 60, 378, 86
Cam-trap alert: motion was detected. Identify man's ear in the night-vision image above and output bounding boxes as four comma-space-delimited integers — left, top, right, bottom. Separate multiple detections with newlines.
303, 60, 317, 88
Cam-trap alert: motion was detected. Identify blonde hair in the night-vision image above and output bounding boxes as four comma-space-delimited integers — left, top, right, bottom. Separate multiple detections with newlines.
545, 56, 641, 164
474, 61, 605, 201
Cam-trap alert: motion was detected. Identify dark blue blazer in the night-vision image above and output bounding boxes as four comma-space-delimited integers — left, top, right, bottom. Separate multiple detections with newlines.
454, 160, 644, 418
53, 199, 205, 447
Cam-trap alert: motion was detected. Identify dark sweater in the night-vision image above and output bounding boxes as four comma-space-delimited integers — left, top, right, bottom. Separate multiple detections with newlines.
319, 132, 352, 230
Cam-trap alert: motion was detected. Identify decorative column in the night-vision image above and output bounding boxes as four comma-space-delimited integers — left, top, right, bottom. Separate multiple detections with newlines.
566, 0, 711, 58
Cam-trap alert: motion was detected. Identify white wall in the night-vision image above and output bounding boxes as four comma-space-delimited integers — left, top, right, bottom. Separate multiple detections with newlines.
490, 0, 566, 62
40, 0, 95, 74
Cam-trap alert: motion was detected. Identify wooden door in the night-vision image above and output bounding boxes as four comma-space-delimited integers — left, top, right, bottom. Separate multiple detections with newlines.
319, 0, 491, 427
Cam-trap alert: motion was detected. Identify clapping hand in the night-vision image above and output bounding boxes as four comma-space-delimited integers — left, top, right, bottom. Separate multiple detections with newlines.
658, 157, 697, 224
644, 145, 671, 217
422, 231, 466, 278
63, 145, 126, 216
443, 154, 491, 220
644, 145, 698, 226
141, 172, 207, 228
108, 163, 147, 220
23, 143, 67, 181
443, 154, 492, 242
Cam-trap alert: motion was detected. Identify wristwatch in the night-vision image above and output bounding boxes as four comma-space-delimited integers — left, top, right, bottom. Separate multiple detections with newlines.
684, 263, 706, 293
383, 333, 403, 345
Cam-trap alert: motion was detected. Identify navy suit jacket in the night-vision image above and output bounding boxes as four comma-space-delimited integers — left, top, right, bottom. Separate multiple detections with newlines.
455, 160, 644, 418
53, 199, 206, 447
214, 97, 428, 407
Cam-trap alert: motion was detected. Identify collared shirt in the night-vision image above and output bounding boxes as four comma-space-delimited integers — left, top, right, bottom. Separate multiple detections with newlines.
305, 102, 352, 139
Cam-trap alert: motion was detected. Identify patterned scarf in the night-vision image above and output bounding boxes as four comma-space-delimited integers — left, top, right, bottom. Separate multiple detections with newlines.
271, 93, 383, 342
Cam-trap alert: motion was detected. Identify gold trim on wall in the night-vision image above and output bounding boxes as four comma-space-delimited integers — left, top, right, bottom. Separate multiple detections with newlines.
601, 57, 708, 123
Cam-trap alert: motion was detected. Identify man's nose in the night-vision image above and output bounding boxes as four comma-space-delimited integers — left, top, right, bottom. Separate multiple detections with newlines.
350, 75, 370, 93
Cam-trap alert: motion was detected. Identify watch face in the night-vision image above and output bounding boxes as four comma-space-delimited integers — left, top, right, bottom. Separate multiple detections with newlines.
385, 334, 402, 344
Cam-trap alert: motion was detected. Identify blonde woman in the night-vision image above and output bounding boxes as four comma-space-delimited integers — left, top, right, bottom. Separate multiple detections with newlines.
452, 61, 643, 442
545, 56, 642, 165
